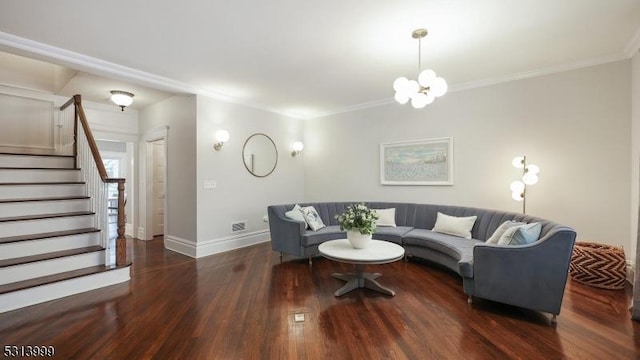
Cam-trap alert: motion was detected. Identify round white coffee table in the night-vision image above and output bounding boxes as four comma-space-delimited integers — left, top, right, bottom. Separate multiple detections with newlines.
318, 239, 405, 296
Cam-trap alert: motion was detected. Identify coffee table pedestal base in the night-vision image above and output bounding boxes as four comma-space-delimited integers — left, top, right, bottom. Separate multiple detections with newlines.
331, 264, 395, 296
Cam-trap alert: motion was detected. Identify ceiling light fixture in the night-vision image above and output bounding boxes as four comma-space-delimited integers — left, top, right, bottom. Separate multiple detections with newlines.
393, 29, 447, 109
110, 90, 134, 111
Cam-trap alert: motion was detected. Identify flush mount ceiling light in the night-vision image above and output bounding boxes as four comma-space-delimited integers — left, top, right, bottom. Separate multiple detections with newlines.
110, 90, 134, 111
393, 29, 447, 109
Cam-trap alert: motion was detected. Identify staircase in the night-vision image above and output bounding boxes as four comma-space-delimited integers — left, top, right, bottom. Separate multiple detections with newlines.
0, 152, 130, 313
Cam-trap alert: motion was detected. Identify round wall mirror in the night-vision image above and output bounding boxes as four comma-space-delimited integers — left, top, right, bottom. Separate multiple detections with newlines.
242, 133, 278, 177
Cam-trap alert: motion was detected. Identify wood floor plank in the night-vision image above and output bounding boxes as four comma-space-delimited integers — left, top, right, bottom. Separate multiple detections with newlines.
0, 238, 639, 359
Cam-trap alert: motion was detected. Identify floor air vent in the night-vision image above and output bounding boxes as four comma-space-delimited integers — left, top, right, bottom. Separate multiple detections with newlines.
232, 221, 247, 233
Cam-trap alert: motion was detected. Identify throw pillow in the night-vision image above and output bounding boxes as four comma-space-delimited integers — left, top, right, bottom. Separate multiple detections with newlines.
432, 212, 477, 239
498, 222, 542, 245
486, 220, 525, 244
285, 204, 308, 229
374, 208, 397, 227
299, 206, 326, 231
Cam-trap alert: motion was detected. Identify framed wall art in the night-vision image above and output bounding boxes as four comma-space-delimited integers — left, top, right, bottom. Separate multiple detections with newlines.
380, 137, 453, 185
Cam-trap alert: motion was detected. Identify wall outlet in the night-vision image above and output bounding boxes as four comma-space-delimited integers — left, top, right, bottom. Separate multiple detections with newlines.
203, 180, 217, 189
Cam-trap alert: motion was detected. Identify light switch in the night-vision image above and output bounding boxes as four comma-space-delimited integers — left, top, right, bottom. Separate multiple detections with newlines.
204, 180, 217, 189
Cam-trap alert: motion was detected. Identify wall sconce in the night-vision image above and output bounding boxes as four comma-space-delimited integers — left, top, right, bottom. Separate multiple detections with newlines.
291, 141, 304, 157
214, 130, 230, 151
510, 155, 540, 214
110, 90, 134, 111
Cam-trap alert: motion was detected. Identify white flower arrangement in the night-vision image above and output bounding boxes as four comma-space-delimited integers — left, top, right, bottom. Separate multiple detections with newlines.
335, 203, 379, 235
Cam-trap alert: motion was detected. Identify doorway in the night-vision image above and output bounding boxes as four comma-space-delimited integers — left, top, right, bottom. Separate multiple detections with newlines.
151, 139, 165, 237
142, 126, 168, 241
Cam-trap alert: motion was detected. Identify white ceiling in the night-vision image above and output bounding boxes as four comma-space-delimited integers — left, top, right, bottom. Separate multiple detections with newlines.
0, 0, 639, 119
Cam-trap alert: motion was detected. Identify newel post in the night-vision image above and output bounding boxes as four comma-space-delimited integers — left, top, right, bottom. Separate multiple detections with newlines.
116, 180, 127, 266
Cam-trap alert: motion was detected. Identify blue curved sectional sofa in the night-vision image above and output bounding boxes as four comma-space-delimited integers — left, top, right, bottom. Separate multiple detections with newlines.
267, 201, 577, 319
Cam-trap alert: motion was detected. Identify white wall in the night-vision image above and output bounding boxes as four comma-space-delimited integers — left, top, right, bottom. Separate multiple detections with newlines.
195, 96, 304, 256
139, 95, 197, 243
305, 61, 632, 257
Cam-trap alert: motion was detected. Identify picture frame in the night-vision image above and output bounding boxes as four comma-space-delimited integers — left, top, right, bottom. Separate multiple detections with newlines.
380, 137, 453, 185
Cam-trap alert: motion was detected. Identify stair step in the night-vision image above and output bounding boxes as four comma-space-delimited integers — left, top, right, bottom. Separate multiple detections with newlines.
0, 246, 103, 268
0, 228, 101, 260
0, 211, 94, 223
0, 265, 130, 313
0, 264, 115, 295
0, 183, 85, 199
0, 212, 95, 238
0, 195, 89, 203
0, 153, 75, 169
0, 168, 81, 182
0, 246, 105, 285
0, 228, 100, 245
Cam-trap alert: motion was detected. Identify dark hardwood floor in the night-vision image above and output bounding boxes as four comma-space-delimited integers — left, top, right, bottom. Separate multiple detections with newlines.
1, 237, 639, 359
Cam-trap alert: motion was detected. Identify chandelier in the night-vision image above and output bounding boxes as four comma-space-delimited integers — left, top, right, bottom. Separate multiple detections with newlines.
393, 29, 447, 108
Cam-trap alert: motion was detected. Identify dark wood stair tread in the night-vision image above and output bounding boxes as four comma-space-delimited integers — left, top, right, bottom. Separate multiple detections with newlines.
0, 167, 80, 170
0, 181, 84, 185
0, 211, 94, 222
0, 264, 129, 295
0, 196, 90, 204
0, 245, 103, 268
0, 228, 100, 244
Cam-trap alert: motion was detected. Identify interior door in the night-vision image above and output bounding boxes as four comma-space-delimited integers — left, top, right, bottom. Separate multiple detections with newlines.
152, 140, 165, 237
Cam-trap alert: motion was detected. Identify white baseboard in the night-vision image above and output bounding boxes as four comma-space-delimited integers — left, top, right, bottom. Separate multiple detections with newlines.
164, 235, 197, 257
125, 223, 133, 237
164, 230, 270, 259
627, 260, 635, 285
136, 227, 146, 240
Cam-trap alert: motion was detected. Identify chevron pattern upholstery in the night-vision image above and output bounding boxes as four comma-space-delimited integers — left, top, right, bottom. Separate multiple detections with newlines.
570, 242, 626, 290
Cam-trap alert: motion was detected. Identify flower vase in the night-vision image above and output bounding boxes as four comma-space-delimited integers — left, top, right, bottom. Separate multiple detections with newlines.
347, 230, 372, 249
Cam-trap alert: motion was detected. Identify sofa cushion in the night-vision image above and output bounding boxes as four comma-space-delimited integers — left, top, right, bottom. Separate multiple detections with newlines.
404, 229, 482, 277
373, 226, 413, 244
300, 206, 326, 231
301, 226, 345, 246
432, 212, 477, 239
374, 208, 397, 227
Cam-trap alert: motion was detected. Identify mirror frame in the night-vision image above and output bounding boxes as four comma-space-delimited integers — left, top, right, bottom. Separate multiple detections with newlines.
242, 132, 278, 178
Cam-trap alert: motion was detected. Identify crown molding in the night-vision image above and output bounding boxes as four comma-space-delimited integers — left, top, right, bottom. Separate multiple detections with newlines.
0, 31, 303, 120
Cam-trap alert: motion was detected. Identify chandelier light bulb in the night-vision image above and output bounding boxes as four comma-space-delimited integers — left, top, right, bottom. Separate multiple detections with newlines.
418, 69, 436, 87
406, 80, 420, 96
411, 93, 429, 108
430, 77, 448, 97
394, 92, 410, 104
393, 77, 409, 93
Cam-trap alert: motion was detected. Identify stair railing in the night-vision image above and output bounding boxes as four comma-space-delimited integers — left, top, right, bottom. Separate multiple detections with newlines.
60, 95, 127, 266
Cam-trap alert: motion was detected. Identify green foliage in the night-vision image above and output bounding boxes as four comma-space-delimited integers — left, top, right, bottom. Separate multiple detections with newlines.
335, 203, 379, 235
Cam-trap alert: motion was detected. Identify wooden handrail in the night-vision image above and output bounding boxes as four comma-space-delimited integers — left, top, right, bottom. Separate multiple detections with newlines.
62, 94, 128, 266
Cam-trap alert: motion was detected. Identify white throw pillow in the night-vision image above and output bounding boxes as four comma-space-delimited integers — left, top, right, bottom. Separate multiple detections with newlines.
432, 212, 477, 239
285, 204, 308, 229
299, 206, 326, 231
486, 220, 525, 244
374, 208, 396, 227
